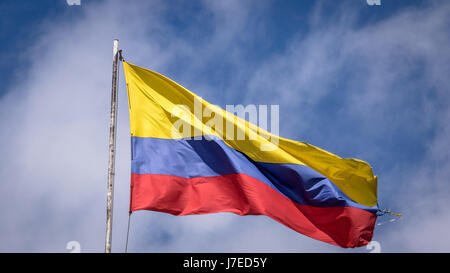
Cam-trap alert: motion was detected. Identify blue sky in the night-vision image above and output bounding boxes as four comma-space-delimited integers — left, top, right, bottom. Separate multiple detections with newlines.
0, 0, 449, 252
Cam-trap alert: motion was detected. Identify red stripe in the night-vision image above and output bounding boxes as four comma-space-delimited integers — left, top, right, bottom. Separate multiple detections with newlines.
130, 173, 376, 248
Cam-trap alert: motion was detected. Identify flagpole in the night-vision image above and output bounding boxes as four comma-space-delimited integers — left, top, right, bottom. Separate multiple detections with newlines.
105, 39, 119, 253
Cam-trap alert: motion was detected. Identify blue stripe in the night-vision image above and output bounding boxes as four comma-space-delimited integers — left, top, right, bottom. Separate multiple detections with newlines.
131, 136, 378, 213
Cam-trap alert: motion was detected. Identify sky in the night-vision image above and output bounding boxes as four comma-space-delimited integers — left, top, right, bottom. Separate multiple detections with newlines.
0, 0, 449, 253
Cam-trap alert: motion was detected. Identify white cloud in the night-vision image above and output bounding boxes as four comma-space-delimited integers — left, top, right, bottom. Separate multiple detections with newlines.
244, 1, 450, 251
1, 0, 449, 252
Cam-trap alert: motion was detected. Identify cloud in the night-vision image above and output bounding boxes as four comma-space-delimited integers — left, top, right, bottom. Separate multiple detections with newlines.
1, 0, 449, 252
244, 1, 450, 251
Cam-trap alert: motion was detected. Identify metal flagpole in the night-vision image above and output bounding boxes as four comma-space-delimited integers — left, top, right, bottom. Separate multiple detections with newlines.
105, 39, 119, 253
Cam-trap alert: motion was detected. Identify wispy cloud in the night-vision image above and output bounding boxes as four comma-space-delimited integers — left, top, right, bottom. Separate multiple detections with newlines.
0, 0, 449, 252
244, 1, 450, 251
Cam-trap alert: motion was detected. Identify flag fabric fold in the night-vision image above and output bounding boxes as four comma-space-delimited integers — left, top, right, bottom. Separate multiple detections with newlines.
123, 61, 378, 248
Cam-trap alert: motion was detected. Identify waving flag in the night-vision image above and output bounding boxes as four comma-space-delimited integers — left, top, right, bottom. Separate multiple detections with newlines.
123, 61, 378, 248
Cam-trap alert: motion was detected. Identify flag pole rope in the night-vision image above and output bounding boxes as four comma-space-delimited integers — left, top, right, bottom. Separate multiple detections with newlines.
116, 50, 132, 253
125, 212, 132, 253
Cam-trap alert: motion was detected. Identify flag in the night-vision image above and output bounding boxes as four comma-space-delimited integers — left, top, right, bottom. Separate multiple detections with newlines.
123, 61, 378, 248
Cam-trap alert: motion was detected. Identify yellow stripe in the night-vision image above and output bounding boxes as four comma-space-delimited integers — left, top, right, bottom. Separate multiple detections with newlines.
123, 62, 377, 207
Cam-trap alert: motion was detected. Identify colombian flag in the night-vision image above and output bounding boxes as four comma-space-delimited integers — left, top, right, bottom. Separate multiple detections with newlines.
123, 62, 378, 248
